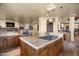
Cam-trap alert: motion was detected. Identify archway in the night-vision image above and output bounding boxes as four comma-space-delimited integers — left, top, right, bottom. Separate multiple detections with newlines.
47, 20, 53, 32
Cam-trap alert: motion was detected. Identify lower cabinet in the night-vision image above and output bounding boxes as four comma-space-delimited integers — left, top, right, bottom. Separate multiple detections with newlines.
39, 49, 48, 56
64, 32, 71, 41
48, 39, 62, 56
21, 41, 37, 56
48, 44, 58, 56
12, 36, 20, 47
20, 38, 63, 56
38, 46, 48, 56
0, 36, 20, 52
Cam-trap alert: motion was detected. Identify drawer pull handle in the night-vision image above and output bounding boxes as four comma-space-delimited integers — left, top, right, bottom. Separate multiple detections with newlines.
53, 45, 56, 47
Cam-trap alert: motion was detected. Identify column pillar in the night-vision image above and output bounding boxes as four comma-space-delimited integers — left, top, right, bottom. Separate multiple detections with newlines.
53, 17, 59, 33
70, 17, 75, 41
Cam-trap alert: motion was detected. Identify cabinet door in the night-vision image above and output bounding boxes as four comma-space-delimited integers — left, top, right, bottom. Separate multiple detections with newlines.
48, 44, 58, 56
20, 41, 36, 56
3, 38, 8, 49
56, 41, 61, 54
12, 36, 20, 47
38, 46, 48, 56
7, 37, 13, 48
64, 33, 71, 41
0, 37, 12, 51
20, 43, 28, 56
39, 49, 48, 56
0, 38, 4, 51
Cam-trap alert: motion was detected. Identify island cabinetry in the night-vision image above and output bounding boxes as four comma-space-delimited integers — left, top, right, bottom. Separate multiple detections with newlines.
20, 38, 63, 56
48, 43, 58, 56
48, 39, 63, 56
37, 45, 48, 56
20, 41, 36, 56
0, 36, 20, 52
38, 38, 63, 56
20, 40, 48, 56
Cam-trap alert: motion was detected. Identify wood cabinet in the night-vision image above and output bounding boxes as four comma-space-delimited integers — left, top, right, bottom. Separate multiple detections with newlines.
0, 36, 20, 52
0, 38, 6, 51
20, 41, 36, 56
48, 43, 58, 56
38, 45, 48, 56
64, 32, 71, 41
12, 36, 20, 47
48, 39, 62, 56
20, 38, 63, 56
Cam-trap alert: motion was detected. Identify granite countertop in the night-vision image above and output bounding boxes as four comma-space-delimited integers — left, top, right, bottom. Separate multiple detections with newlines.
20, 33, 63, 49
0, 32, 20, 37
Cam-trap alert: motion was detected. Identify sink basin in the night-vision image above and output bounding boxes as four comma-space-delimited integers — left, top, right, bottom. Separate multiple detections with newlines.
39, 35, 57, 40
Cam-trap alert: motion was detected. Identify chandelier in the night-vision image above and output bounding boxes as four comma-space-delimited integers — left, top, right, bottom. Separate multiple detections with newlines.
47, 4, 56, 11
46, 4, 56, 17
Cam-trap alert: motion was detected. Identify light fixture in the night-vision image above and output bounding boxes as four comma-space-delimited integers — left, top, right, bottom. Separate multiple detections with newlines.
60, 6, 63, 21
46, 4, 56, 17
73, 13, 76, 16
45, 4, 56, 23
47, 4, 56, 11
52, 9, 55, 17
46, 11, 49, 17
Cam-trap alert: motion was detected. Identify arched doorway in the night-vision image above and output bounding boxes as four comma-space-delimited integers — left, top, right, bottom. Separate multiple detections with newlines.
47, 20, 53, 32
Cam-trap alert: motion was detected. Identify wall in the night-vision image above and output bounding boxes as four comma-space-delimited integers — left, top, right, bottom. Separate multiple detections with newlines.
15, 21, 19, 28
74, 24, 79, 29
0, 20, 6, 27
24, 23, 29, 29
19, 22, 25, 28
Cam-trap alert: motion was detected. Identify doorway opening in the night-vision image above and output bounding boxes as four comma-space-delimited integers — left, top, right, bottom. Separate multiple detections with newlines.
47, 20, 53, 32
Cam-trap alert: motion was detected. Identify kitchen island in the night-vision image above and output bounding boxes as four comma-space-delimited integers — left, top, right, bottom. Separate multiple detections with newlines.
20, 33, 64, 56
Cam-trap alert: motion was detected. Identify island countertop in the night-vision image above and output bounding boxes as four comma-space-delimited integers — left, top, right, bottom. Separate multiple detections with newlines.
20, 33, 63, 49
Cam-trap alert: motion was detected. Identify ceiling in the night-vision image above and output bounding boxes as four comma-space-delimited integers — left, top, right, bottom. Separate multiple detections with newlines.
0, 3, 79, 22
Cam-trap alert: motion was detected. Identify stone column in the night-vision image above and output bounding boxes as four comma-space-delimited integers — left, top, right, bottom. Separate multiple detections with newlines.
39, 17, 47, 36
70, 17, 75, 41
53, 17, 59, 33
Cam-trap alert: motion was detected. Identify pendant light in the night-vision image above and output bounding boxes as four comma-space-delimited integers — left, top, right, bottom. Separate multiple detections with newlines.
60, 6, 64, 30
52, 9, 55, 22
60, 6, 63, 21
46, 4, 56, 17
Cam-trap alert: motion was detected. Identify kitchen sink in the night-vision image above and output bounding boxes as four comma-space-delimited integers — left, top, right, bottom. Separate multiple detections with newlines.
39, 35, 57, 40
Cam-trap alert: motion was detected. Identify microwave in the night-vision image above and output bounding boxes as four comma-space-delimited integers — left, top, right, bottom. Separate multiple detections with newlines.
6, 22, 15, 27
